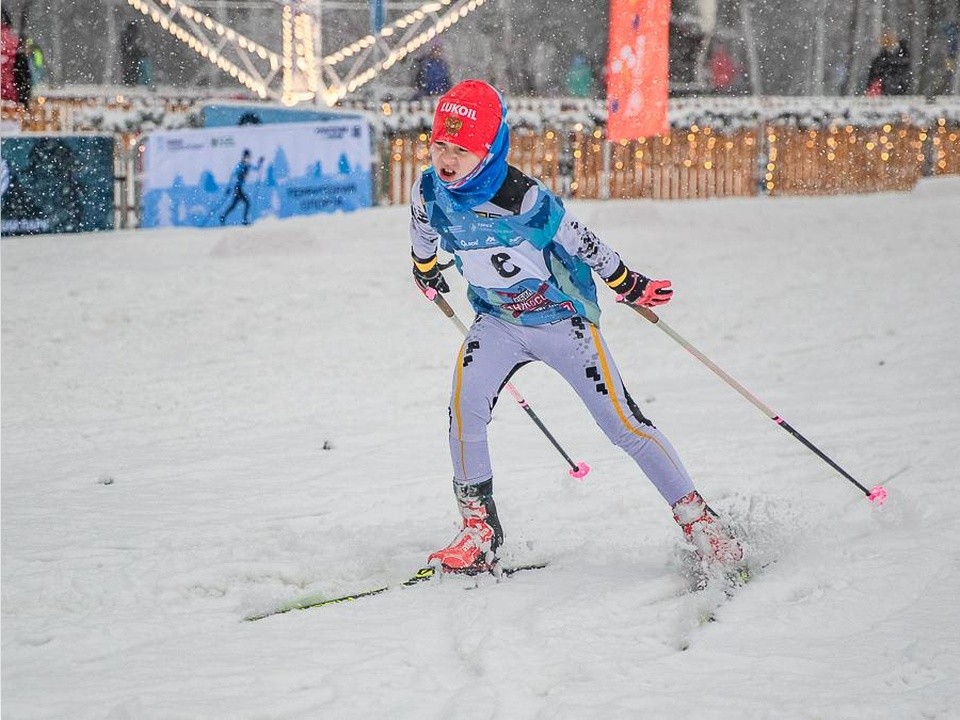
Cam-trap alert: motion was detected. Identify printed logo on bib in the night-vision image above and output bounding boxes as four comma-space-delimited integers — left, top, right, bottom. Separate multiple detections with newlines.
498, 282, 576, 318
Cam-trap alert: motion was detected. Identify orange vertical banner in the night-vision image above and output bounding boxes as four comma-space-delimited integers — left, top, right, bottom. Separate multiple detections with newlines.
606, 0, 670, 140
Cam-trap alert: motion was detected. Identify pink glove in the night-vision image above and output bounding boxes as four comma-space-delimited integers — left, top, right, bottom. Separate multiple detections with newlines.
605, 263, 673, 307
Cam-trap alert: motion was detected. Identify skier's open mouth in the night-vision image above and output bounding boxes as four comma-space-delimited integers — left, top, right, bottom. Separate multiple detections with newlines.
439, 168, 457, 181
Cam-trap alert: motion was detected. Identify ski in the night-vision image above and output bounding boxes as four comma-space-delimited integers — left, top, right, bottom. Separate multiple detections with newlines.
677, 561, 768, 650
245, 563, 547, 621
695, 565, 751, 621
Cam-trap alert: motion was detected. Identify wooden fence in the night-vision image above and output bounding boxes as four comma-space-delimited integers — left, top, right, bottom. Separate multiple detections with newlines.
765, 124, 925, 196
378, 121, 957, 204
586, 128, 760, 199
1, 100, 63, 132
2, 94, 195, 133
932, 119, 960, 175
4, 94, 959, 224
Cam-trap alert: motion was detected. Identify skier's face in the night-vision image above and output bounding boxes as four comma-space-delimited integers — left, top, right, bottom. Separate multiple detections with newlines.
430, 141, 484, 183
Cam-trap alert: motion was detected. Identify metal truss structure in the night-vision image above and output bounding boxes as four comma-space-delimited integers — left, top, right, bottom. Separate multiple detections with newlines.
125, 0, 490, 105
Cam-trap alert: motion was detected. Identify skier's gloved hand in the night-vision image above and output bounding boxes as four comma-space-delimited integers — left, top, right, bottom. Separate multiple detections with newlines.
605, 261, 673, 307
412, 253, 450, 296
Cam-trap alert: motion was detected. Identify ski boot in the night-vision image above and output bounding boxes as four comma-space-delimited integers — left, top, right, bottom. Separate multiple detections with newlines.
429, 479, 504, 576
672, 490, 744, 566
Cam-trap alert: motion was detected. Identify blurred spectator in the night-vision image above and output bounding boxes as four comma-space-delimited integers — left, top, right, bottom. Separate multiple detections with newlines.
866, 32, 912, 95
412, 41, 452, 98
1, 9, 18, 103
925, 22, 957, 96
120, 21, 152, 87
24, 36, 44, 87
565, 54, 595, 98
2, 8, 30, 107
13, 41, 31, 105
830, 62, 848, 95
709, 41, 740, 94
528, 41, 557, 96
668, 17, 703, 86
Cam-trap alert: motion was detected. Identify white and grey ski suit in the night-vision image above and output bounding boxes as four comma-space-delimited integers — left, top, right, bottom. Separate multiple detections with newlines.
410, 165, 696, 506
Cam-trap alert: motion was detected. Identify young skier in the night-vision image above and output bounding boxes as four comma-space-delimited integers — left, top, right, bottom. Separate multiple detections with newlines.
410, 79, 742, 575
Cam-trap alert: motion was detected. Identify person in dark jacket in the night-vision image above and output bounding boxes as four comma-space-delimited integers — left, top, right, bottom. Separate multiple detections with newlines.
12, 37, 31, 106
866, 32, 912, 95
412, 42, 452, 98
120, 21, 147, 86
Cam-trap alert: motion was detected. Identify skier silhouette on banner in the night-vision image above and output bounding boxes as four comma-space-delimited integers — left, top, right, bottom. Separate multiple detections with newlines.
219, 149, 263, 226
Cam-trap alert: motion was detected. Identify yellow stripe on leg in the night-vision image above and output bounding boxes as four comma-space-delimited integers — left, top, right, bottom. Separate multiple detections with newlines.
453, 342, 467, 477
588, 324, 683, 473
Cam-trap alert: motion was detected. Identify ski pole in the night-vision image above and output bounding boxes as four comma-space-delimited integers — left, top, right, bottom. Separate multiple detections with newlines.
623, 303, 886, 505
423, 288, 590, 479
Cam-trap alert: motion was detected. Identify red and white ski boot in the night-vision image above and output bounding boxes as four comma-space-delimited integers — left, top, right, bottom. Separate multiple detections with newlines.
672, 490, 743, 565
429, 479, 503, 575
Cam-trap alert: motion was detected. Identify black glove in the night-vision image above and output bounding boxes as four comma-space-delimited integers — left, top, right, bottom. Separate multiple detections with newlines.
412, 253, 450, 295
604, 261, 673, 307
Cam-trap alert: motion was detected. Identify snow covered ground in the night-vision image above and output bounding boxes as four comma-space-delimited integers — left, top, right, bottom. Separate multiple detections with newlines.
3, 178, 959, 719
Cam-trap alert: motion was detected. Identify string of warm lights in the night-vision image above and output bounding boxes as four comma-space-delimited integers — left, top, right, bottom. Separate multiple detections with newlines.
126, 0, 272, 98
933, 118, 957, 172
527, 118, 941, 197
563, 121, 932, 195
324, 0, 458, 66
134, 0, 279, 64
320, 0, 489, 104
762, 122, 929, 193
126, 0, 489, 106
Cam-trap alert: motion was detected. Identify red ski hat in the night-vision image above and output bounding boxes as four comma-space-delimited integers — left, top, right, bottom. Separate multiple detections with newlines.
430, 80, 503, 159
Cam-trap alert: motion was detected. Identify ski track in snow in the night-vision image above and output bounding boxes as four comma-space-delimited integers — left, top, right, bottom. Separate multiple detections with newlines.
3, 178, 959, 719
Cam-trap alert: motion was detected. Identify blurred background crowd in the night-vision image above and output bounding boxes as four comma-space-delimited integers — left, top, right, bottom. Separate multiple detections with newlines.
1, 0, 958, 106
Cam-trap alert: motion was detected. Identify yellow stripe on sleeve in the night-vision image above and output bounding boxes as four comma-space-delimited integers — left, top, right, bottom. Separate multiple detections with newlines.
414, 255, 438, 273
605, 267, 628, 288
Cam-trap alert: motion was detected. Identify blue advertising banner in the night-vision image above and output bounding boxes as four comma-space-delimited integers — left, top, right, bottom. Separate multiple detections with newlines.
140, 120, 373, 229
1, 134, 115, 236
201, 104, 365, 128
